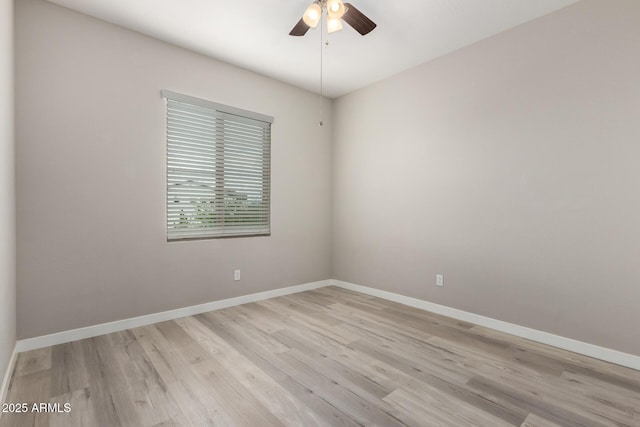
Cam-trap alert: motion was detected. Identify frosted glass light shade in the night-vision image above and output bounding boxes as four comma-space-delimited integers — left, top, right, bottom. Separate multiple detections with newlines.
326, 0, 346, 18
303, 3, 322, 28
327, 16, 343, 33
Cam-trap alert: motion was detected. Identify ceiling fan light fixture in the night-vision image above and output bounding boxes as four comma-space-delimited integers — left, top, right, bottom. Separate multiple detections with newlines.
326, 0, 346, 18
327, 16, 343, 33
303, 3, 322, 28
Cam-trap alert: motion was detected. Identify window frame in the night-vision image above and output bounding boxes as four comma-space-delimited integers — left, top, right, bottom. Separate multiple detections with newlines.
162, 90, 273, 241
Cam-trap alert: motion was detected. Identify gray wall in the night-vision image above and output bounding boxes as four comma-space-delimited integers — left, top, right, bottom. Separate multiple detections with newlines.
16, 0, 333, 339
332, 0, 640, 356
14, 0, 640, 359
0, 0, 16, 382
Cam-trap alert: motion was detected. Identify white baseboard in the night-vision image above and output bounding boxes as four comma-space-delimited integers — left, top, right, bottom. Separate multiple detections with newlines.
14, 278, 640, 372
0, 345, 17, 407
331, 280, 640, 371
16, 280, 331, 353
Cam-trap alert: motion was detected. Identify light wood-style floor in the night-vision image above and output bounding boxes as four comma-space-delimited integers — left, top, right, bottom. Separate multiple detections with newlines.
2, 286, 640, 426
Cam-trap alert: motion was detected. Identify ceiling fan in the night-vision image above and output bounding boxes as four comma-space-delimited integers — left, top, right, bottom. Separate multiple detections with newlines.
289, 0, 376, 37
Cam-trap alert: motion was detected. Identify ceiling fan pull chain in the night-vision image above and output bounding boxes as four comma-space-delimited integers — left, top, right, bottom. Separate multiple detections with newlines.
319, 10, 324, 127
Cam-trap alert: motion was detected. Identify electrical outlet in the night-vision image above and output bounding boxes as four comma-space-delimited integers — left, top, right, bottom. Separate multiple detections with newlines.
234, 270, 241, 281
436, 274, 444, 287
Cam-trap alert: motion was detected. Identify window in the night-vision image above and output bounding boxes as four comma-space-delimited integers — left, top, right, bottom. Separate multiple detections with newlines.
162, 90, 272, 240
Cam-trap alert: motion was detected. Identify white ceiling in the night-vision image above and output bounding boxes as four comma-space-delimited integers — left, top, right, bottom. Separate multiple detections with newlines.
46, 0, 579, 98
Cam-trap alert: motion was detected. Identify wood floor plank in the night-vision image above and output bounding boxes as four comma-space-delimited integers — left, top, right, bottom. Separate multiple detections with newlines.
467, 375, 621, 427
311, 286, 384, 306
275, 350, 407, 427
131, 324, 235, 426
80, 335, 141, 427
154, 320, 212, 365
258, 299, 360, 345
270, 318, 423, 394
48, 388, 97, 427
229, 302, 286, 335
470, 361, 635, 426
287, 290, 338, 308
3, 287, 640, 427
272, 295, 343, 327
340, 322, 473, 384
272, 331, 453, 427
159, 318, 283, 427
106, 330, 182, 426
519, 413, 564, 427
2, 369, 52, 427
190, 357, 283, 427
326, 301, 437, 344
176, 316, 324, 427
384, 386, 516, 427
149, 418, 181, 427
271, 329, 392, 399
208, 308, 291, 354
50, 341, 89, 398
194, 312, 362, 427
436, 333, 637, 425
472, 325, 640, 384
13, 347, 52, 378
350, 339, 529, 426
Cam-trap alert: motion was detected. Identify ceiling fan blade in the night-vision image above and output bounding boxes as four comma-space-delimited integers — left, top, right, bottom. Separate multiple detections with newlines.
289, 18, 310, 36
342, 3, 376, 35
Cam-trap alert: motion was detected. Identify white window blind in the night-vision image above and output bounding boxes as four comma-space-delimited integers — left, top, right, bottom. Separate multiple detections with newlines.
162, 90, 273, 240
